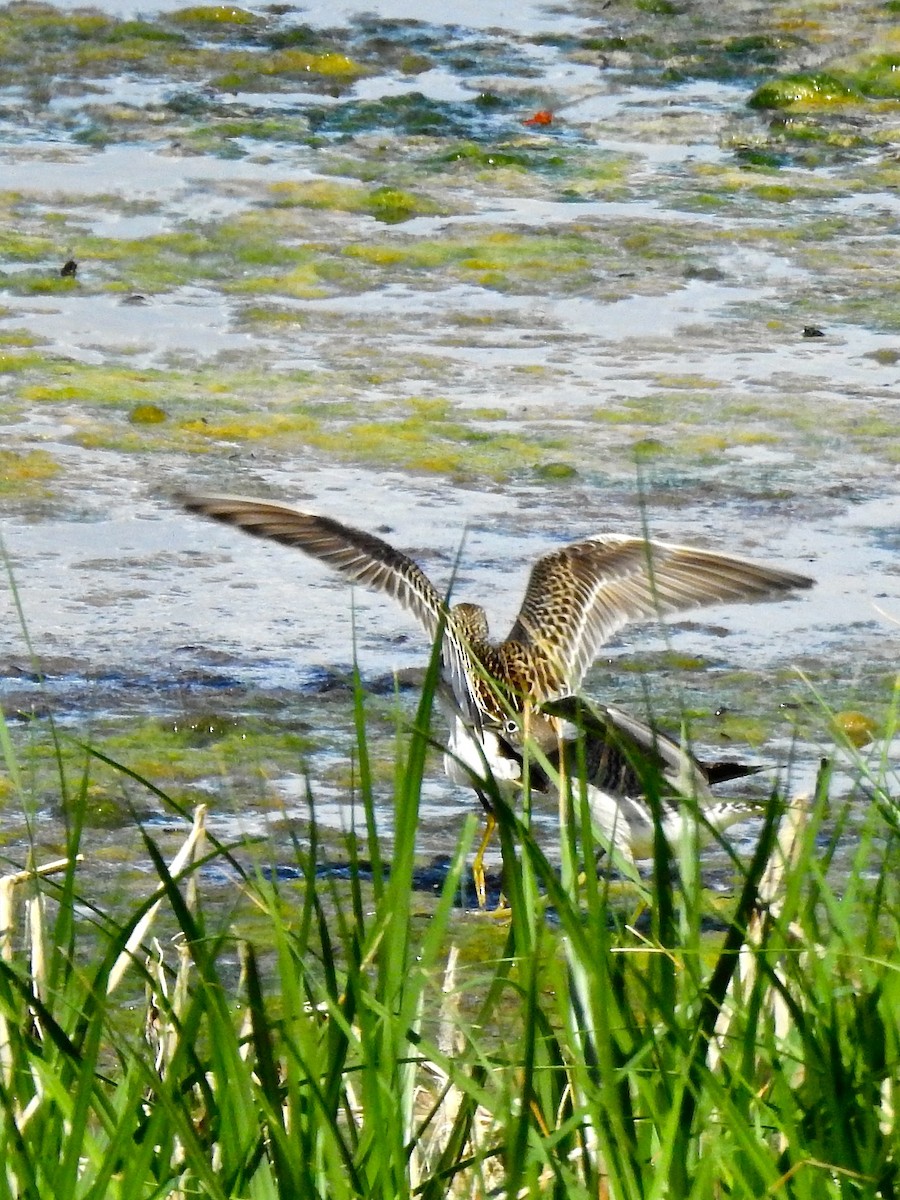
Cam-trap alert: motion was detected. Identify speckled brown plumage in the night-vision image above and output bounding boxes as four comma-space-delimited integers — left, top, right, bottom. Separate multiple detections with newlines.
177, 492, 813, 745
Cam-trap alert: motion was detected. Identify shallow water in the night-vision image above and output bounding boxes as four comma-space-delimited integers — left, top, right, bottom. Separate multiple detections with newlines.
1, 0, 898, 887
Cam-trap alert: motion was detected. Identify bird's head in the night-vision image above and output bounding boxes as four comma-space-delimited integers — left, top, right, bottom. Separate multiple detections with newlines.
451, 602, 490, 643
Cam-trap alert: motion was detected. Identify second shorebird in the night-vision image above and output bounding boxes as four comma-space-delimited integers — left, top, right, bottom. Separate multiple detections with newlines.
178, 493, 813, 898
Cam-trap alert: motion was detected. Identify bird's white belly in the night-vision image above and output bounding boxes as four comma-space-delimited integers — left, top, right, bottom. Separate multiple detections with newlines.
443, 718, 521, 793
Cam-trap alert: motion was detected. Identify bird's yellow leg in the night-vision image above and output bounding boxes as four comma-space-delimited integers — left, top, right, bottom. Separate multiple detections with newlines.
472, 812, 496, 909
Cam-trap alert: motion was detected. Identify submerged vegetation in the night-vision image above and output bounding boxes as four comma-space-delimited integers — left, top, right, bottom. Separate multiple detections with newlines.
1, 0, 899, 498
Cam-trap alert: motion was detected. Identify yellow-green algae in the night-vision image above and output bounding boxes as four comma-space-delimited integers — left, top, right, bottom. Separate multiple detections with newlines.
0, 449, 62, 495
100, 716, 318, 790
0, 2, 897, 496
749, 72, 864, 110
751, 40, 900, 110
267, 180, 444, 223
832, 710, 879, 748
190, 221, 636, 300
687, 162, 853, 204
593, 658, 898, 758
0, 349, 46, 372
343, 229, 603, 292
5, 355, 576, 480
168, 5, 258, 28
0, 229, 60, 261
20, 364, 195, 407
846, 52, 900, 100
0, 273, 80, 297
179, 117, 312, 154
128, 403, 168, 424
4, 129, 879, 317
3, 714, 322, 829
7, 333, 900, 485
180, 395, 570, 480
37, 215, 355, 297
210, 48, 366, 92
0, 3, 367, 91
0, 329, 47, 349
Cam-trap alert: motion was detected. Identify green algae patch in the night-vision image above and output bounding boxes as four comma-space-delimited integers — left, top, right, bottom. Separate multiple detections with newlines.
227, 266, 331, 300
840, 52, 900, 100
749, 72, 863, 110
262, 48, 364, 79
267, 180, 442, 223
832, 709, 879, 747
0, 3, 363, 97
162, 389, 576, 481
0, 229, 62, 263
534, 461, 577, 481
687, 163, 846, 205
631, 436, 668, 460
59, 220, 335, 296
367, 187, 441, 224
295, 399, 571, 481
649, 372, 724, 391
8, 359, 338, 456
0, 349, 46, 372
76, 783, 136, 829
0, 328, 45, 348
1, 273, 80, 297
106, 19, 187, 43
0, 5, 189, 82
560, 154, 634, 201
129, 403, 168, 424
343, 230, 600, 293
72, 423, 214, 455
0, 448, 62, 496
580, 384, 874, 482
97, 714, 318, 794
636, 0, 679, 14
210, 47, 367, 91
181, 411, 321, 443
437, 143, 555, 172
0, 2, 117, 49
21, 366, 176, 408
168, 6, 259, 29
84, 229, 235, 292
236, 303, 311, 329
179, 116, 312, 154
708, 711, 769, 749
7, 714, 321, 828
67, 210, 363, 297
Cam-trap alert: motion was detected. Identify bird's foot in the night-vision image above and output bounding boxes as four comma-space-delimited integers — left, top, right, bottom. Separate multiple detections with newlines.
470, 861, 509, 915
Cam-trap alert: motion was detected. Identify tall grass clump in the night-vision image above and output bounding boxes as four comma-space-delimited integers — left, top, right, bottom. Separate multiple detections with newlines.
0, 626, 898, 1196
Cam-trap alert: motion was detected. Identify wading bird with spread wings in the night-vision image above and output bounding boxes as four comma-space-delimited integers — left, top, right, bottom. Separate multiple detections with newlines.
178, 493, 813, 902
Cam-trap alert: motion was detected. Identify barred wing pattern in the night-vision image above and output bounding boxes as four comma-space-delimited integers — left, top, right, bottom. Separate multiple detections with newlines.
176, 494, 479, 712
507, 535, 813, 697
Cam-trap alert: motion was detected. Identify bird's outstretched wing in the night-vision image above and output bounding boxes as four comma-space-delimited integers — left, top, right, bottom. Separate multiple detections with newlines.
542, 695, 761, 798
176, 493, 478, 705
506, 535, 813, 695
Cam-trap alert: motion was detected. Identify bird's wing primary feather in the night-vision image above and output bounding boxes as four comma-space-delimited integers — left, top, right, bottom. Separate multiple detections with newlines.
177, 493, 478, 709
507, 535, 812, 694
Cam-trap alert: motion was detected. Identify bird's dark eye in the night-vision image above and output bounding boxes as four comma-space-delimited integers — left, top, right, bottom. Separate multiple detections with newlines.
504, 719, 518, 735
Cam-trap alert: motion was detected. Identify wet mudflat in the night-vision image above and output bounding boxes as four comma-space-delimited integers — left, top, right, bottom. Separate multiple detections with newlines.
0, 0, 898, 898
